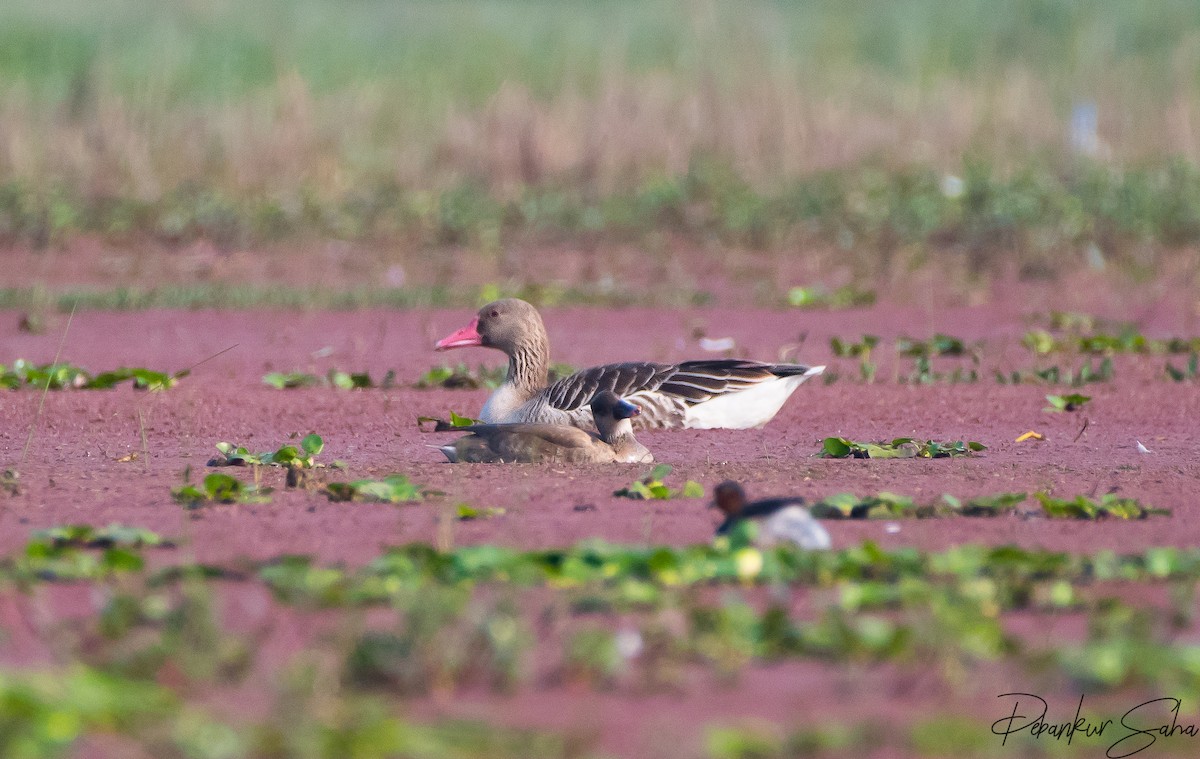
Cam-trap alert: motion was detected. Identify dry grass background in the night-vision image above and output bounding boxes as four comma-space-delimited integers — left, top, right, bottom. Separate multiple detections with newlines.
3, 0, 1199, 196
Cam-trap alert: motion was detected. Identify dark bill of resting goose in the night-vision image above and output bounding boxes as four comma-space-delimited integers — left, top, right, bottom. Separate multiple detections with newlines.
711, 481, 831, 550
434, 298, 825, 430
437, 390, 654, 464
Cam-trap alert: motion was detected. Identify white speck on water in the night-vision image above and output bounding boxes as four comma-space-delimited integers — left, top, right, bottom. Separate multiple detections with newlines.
885, 523, 901, 534
941, 175, 964, 198
615, 628, 644, 660
699, 337, 736, 352
1136, 441, 1153, 454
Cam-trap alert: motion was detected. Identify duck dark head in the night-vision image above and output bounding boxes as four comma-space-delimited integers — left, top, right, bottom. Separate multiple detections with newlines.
712, 480, 748, 517
590, 390, 639, 422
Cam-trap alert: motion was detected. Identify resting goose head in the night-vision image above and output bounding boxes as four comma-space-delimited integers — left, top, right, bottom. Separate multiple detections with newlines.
435, 298, 547, 358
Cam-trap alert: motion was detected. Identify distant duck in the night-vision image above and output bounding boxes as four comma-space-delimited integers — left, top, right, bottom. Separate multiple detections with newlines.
438, 390, 653, 464
711, 481, 831, 550
434, 298, 824, 429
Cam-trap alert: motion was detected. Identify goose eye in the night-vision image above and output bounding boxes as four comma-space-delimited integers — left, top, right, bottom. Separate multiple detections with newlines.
489, 309, 499, 318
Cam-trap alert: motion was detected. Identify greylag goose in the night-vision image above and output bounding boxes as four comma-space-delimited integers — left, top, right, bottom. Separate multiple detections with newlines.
712, 481, 831, 549
434, 298, 824, 429
438, 390, 653, 464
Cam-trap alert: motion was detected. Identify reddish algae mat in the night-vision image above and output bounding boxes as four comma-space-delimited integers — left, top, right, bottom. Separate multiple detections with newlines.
2, 299, 1200, 758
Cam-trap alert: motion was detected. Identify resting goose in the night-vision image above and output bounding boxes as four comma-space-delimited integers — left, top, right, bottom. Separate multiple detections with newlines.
438, 390, 653, 464
712, 481, 831, 550
434, 298, 824, 429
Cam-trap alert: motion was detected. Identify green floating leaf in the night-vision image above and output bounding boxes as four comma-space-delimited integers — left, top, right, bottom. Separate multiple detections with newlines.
418, 412, 482, 430
1044, 393, 1091, 412
896, 334, 968, 358
822, 437, 853, 458
681, 480, 706, 499
449, 411, 479, 427
262, 371, 321, 389
787, 285, 875, 309
456, 503, 505, 520
301, 433, 324, 456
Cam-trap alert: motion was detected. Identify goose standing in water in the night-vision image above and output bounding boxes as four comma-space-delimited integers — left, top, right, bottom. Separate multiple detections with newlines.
711, 481, 831, 550
435, 298, 824, 429
438, 390, 653, 464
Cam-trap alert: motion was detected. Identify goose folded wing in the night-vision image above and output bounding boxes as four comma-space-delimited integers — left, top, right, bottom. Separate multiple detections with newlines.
544, 362, 674, 411
544, 359, 810, 411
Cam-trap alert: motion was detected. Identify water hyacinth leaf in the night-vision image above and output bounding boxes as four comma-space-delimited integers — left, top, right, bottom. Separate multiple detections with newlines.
449, 411, 479, 427
1023, 329, 1059, 354
416, 363, 507, 390
328, 371, 356, 390
614, 464, 701, 500
301, 434, 324, 456
173, 472, 270, 508
1, 361, 181, 391
809, 492, 864, 518
269, 446, 301, 466
820, 437, 985, 459
457, 504, 505, 520
262, 371, 320, 389
209, 437, 326, 468
954, 492, 1027, 516
1044, 393, 1091, 412
32, 524, 170, 549
323, 475, 426, 503
864, 443, 910, 459
348, 481, 402, 502
681, 481, 706, 499
896, 334, 968, 357
204, 473, 244, 501
1035, 492, 1167, 520
822, 438, 853, 458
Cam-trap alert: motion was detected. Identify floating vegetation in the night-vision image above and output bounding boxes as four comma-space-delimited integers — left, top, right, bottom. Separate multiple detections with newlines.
614, 464, 705, 500
819, 438, 986, 459
1, 360, 184, 390
1043, 393, 1091, 412
207, 435, 326, 469
323, 475, 428, 503
262, 369, 394, 390
171, 472, 272, 508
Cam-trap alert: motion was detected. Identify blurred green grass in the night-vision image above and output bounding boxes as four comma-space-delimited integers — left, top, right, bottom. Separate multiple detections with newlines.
6, 0, 1197, 106
2, 0, 1200, 281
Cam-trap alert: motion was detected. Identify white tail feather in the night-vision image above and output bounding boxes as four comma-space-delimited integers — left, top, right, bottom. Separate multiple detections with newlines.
683, 369, 822, 429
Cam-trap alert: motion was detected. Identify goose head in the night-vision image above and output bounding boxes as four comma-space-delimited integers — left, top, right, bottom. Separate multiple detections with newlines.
435, 298, 548, 357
